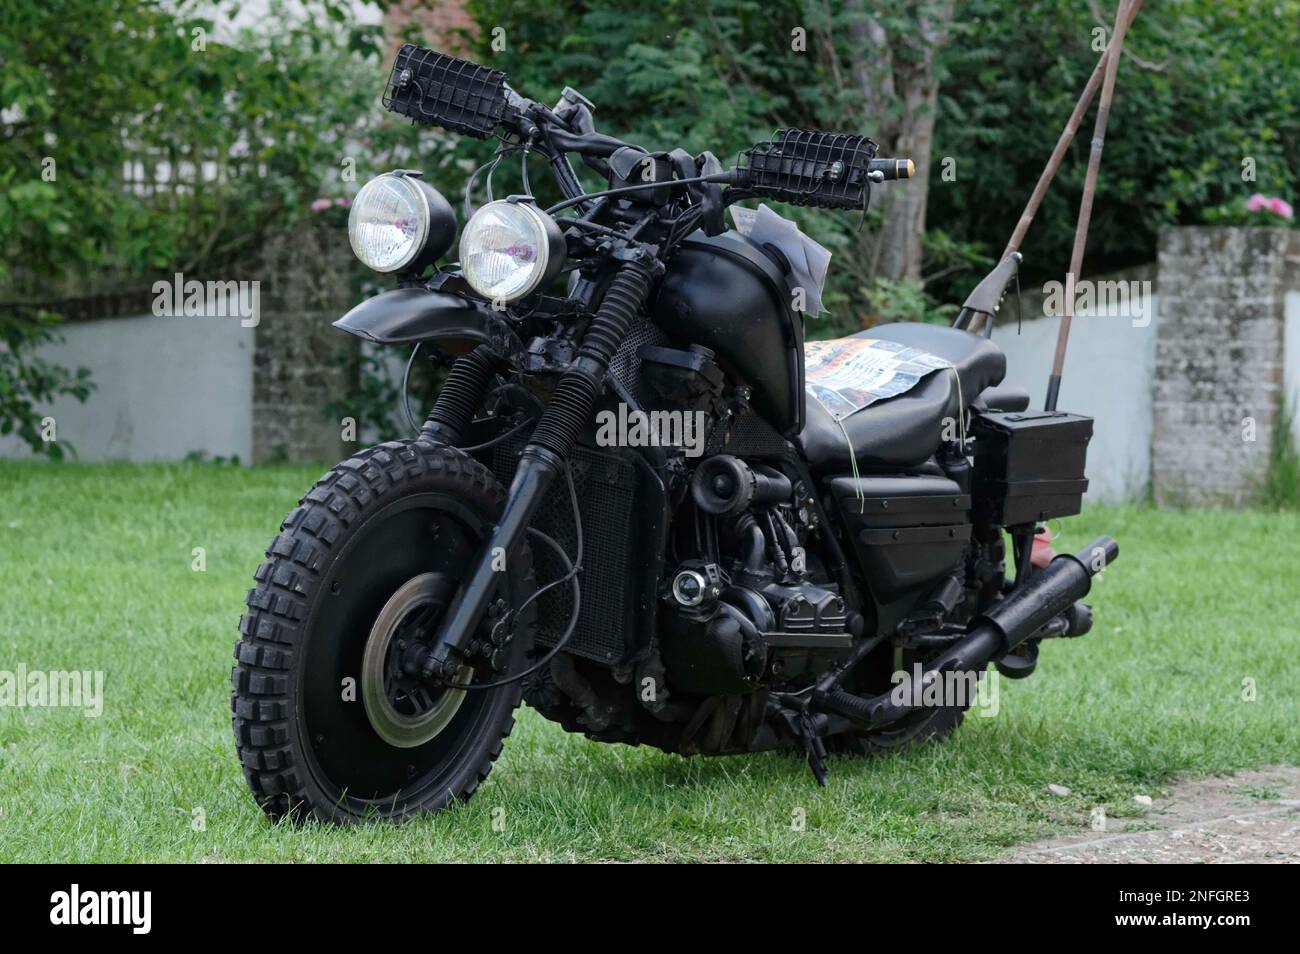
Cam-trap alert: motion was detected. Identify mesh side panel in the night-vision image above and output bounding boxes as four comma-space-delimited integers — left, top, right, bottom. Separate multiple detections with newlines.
607, 315, 671, 406
492, 437, 641, 663
705, 409, 790, 458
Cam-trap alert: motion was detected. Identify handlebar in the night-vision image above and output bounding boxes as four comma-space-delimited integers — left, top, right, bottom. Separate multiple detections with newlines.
382, 44, 913, 216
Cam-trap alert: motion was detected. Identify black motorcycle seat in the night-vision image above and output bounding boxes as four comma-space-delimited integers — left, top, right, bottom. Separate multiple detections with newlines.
976, 383, 1031, 412
796, 322, 1006, 471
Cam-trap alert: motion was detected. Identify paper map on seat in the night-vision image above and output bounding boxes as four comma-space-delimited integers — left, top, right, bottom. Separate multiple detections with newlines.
804, 337, 953, 419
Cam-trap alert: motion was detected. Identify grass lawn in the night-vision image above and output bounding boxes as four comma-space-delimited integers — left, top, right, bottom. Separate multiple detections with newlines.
1, 460, 1296, 862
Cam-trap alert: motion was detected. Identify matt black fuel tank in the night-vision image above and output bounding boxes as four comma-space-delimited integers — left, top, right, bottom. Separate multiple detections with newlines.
651, 231, 805, 434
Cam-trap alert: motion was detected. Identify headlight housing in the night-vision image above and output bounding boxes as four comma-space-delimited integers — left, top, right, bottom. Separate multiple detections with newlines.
348, 171, 456, 273
459, 199, 565, 303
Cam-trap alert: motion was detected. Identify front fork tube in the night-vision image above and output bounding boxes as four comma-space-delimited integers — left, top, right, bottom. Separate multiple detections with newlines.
421, 444, 565, 678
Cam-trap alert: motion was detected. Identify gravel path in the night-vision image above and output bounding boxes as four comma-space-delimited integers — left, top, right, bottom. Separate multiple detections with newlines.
997, 766, 1300, 864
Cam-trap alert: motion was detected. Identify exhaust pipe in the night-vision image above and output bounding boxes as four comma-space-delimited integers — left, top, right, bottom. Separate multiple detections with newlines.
817, 536, 1118, 728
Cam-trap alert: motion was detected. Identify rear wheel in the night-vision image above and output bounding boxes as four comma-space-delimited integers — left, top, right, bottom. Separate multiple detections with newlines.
232, 441, 533, 823
829, 645, 968, 756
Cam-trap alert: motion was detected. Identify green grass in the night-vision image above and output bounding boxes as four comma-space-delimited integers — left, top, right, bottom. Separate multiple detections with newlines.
1, 461, 1296, 862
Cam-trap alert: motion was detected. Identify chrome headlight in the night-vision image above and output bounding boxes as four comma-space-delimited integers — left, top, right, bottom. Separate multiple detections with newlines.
459, 199, 565, 303
348, 171, 456, 273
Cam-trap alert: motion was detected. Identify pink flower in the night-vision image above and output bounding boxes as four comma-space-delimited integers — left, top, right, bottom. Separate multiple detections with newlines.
1245, 193, 1269, 212
333, 197, 352, 209
1267, 196, 1294, 219
310, 198, 333, 213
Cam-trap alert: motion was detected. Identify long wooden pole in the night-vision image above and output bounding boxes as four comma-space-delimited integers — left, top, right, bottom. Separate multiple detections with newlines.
1002, 0, 1143, 261
1044, 0, 1138, 411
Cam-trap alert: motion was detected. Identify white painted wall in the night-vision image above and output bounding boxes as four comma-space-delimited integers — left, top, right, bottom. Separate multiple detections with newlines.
0, 314, 254, 463
2, 285, 1165, 498
991, 293, 1158, 504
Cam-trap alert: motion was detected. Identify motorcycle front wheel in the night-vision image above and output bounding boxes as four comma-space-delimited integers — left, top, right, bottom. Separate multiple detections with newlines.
232, 440, 533, 824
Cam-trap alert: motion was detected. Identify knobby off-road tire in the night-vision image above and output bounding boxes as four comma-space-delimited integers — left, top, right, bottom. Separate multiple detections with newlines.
828, 646, 968, 757
232, 440, 533, 824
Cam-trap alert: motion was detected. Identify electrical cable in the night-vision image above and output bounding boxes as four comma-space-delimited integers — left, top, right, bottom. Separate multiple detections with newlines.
463, 144, 526, 221
402, 342, 422, 435
453, 417, 533, 454
438, 463, 584, 690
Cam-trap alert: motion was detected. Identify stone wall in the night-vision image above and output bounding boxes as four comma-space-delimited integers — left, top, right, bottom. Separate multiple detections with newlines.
1152, 228, 1300, 507
252, 226, 362, 465
9, 222, 1299, 495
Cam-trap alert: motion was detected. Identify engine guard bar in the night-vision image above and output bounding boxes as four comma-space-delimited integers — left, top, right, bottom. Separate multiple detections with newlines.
815, 536, 1118, 728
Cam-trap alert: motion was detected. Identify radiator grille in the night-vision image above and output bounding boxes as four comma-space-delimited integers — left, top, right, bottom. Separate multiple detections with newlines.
492, 436, 642, 663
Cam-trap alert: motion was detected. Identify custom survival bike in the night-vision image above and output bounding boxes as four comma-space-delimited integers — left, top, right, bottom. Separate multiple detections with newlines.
232, 46, 1119, 822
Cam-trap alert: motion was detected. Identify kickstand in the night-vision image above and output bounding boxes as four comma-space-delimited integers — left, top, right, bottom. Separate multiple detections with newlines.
797, 711, 830, 786
773, 697, 831, 785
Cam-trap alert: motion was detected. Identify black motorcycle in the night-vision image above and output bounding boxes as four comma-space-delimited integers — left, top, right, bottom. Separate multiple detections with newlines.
232, 46, 1118, 823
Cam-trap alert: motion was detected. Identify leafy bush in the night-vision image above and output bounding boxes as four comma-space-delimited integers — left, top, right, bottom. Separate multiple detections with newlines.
931, 0, 1300, 289
465, 0, 1299, 310
0, 310, 94, 459
0, 0, 427, 451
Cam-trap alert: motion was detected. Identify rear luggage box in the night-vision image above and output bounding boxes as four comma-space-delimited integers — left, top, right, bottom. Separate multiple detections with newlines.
972, 410, 1092, 526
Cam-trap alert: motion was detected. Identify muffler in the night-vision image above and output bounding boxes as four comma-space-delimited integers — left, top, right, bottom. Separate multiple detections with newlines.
816, 535, 1117, 727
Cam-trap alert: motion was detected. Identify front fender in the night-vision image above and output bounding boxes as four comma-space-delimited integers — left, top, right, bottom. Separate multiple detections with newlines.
333, 287, 518, 357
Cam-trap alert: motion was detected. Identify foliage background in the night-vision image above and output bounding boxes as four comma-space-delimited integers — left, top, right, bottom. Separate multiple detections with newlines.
464, 0, 1299, 332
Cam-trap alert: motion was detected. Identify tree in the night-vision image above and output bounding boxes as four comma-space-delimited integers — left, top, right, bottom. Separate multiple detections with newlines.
843, 0, 956, 282
462, 0, 976, 330
929, 0, 1299, 288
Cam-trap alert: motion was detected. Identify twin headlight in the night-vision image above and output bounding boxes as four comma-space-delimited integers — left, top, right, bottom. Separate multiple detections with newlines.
348, 171, 565, 303
348, 172, 455, 274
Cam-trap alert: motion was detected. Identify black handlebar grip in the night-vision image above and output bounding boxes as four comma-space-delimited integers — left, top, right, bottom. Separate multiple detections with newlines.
868, 158, 915, 181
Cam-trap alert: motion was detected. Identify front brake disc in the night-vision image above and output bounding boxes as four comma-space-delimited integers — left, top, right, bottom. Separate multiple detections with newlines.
361, 572, 474, 748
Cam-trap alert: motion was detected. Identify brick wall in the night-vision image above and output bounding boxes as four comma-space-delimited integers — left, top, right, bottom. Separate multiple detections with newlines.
387, 0, 474, 52
252, 226, 362, 465
1152, 227, 1300, 507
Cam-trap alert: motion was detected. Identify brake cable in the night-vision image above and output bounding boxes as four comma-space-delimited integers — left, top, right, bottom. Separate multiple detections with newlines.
401, 342, 423, 435
545, 172, 730, 217
438, 462, 584, 691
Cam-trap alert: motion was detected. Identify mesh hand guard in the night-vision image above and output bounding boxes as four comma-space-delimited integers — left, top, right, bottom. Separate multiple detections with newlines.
382, 44, 509, 138
738, 129, 878, 210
